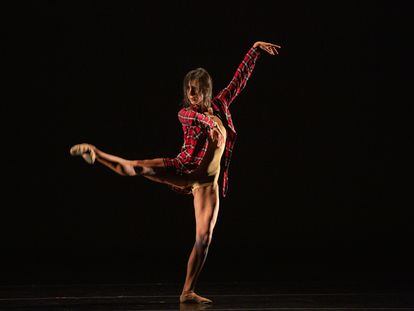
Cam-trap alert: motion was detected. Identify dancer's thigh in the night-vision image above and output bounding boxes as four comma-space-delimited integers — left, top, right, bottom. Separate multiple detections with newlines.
193, 185, 220, 236
141, 166, 192, 189
133, 158, 165, 168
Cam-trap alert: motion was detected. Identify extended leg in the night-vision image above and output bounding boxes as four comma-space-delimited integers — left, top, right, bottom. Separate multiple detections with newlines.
180, 185, 220, 304
94, 148, 161, 176
70, 143, 191, 188
95, 148, 193, 189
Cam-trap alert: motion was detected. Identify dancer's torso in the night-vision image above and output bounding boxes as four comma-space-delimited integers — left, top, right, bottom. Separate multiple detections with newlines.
189, 115, 227, 190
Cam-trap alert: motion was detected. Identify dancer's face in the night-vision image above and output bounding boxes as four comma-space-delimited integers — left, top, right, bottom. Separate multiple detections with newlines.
187, 81, 204, 110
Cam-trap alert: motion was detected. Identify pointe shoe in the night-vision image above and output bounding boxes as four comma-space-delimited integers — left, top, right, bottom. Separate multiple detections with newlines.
70, 143, 96, 164
179, 291, 212, 304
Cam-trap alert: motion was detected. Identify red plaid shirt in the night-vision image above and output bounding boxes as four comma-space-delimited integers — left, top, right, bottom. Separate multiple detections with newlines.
164, 46, 261, 197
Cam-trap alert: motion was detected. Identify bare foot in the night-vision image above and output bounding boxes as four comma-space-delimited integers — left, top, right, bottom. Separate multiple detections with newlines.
180, 291, 212, 304
70, 143, 96, 164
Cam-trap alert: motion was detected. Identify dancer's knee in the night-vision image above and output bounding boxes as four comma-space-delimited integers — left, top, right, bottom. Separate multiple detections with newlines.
195, 232, 212, 249
116, 164, 136, 176
140, 167, 156, 176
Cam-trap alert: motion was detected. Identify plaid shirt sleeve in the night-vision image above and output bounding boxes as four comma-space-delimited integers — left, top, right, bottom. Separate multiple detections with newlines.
216, 46, 261, 108
178, 107, 216, 130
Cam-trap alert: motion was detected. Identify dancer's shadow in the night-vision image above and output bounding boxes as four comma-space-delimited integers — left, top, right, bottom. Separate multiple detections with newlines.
179, 303, 213, 311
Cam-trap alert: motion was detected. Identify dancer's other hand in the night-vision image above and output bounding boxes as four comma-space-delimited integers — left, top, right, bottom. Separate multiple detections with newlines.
205, 107, 214, 115
253, 41, 281, 55
204, 109, 224, 147
209, 126, 224, 147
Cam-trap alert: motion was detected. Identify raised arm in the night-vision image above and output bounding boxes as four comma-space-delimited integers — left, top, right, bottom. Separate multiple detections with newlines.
215, 41, 281, 108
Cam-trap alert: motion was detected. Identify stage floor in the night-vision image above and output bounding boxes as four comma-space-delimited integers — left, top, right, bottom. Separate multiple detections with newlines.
1, 281, 413, 310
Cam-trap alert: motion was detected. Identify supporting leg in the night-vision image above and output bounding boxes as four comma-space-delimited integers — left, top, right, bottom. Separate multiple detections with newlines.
180, 185, 219, 304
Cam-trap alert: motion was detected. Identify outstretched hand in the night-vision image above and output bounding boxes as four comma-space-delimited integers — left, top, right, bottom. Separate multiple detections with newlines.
209, 126, 224, 147
253, 41, 281, 55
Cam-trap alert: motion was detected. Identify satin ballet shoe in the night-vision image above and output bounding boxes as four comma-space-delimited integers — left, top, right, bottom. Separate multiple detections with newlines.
70, 143, 96, 164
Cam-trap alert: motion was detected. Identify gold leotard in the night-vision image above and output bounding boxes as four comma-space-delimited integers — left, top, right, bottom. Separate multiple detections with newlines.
188, 115, 227, 193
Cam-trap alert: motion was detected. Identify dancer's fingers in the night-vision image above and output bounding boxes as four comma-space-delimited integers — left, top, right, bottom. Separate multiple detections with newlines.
266, 46, 274, 55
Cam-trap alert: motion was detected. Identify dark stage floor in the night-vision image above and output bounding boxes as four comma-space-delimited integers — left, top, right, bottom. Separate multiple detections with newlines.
1, 281, 413, 310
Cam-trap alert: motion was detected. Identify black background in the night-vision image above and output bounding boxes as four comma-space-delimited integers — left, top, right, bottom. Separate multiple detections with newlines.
2, 1, 412, 285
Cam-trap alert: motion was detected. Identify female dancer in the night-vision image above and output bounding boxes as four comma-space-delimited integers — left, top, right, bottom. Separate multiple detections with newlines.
70, 41, 280, 304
